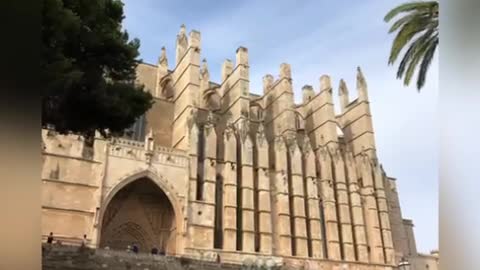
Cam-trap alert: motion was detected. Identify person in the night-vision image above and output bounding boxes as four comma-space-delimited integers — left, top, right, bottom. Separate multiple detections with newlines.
81, 234, 87, 247
132, 244, 139, 254
47, 232, 54, 244
151, 247, 158, 255
126, 245, 132, 253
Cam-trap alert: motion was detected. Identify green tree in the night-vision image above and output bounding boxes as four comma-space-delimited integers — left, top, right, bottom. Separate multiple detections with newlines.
41, 0, 153, 141
384, 1, 439, 91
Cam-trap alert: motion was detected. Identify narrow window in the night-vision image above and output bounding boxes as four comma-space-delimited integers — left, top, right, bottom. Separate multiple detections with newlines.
196, 126, 205, 200
214, 174, 223, 249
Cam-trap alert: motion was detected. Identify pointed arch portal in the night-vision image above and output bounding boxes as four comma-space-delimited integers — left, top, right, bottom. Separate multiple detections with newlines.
99, 177, 177, 254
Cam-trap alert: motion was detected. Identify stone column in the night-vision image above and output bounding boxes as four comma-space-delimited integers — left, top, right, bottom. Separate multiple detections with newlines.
373, 162, 395, 265
345, 151, 369, 262
171, 26, 201, 150
222, 124, 237, 250
357, 152, 385, 263
271, 136, 292, 256
186, 115, 217, 249
256, 123, 273, 254
317, 146, 341, 260
287, 135, 309, 257
331, 147, 355, 261
238, 119, 256, 252
203, 117, 217, 204
302, 137, 324, 258
187, 121, 199, 203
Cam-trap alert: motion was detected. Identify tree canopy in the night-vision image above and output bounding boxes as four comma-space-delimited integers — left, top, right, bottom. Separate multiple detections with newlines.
41, 0, 153, 139
384, 1, 439, 91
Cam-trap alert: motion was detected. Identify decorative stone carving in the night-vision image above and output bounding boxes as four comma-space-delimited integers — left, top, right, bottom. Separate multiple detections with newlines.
187, 108, 198, 130
274, 136, 285, 151
329, 146, 341, 162
242, 257, 255, 270
256, 123, 266, 147
158, 46, 168, 67
224, 120, 235, 140
345, 150, 354, 165
236, 117, 250, 143
200, 58, 209, 80
319, 146, 329, 161
204, 111, 216, 136
302, 136, 312, 156
206, 111, 216, 126
284, 131, 297, 150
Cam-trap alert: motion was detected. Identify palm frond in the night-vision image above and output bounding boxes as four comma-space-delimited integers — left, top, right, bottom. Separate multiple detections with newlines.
396, 29, 434, 79
389, 13, 417, 33
385, 1, 439, 91
384, 1, 438, 22
416, 38, 438, 90
403, 35, 437, 86
388, 16, 434, 64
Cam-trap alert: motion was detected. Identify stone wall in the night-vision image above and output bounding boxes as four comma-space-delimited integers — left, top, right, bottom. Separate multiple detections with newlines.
42, 244, 287, 270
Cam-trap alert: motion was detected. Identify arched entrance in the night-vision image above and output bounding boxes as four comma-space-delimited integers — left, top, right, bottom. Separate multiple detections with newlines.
99, 177, 177, 254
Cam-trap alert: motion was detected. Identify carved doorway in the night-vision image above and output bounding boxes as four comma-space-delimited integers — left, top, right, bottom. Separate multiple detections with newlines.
99, 177, 176, 254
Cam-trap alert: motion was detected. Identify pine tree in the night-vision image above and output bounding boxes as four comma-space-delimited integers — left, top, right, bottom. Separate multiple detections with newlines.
41, 0, 153, 139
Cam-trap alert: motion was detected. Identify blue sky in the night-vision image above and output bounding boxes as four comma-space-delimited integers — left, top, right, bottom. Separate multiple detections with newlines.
122, 0, 438, 253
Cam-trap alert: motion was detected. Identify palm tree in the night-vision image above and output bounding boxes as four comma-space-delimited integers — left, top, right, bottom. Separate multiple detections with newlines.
384, 1, 439, 91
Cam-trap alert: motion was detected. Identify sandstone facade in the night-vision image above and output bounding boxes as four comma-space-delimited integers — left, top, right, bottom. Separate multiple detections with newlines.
41, 25, 438, 270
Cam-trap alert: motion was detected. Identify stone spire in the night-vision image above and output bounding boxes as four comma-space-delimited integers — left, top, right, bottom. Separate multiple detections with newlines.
302, 84, 315, 103
158, 46, 168, 68
357, 66, 368, 101
221, 59, 233, 82
200, 58, 209, 79
263, 74, 274, 93
320, 75, 332, 92
339, 79, 349, 112
175, 24, 188, 65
